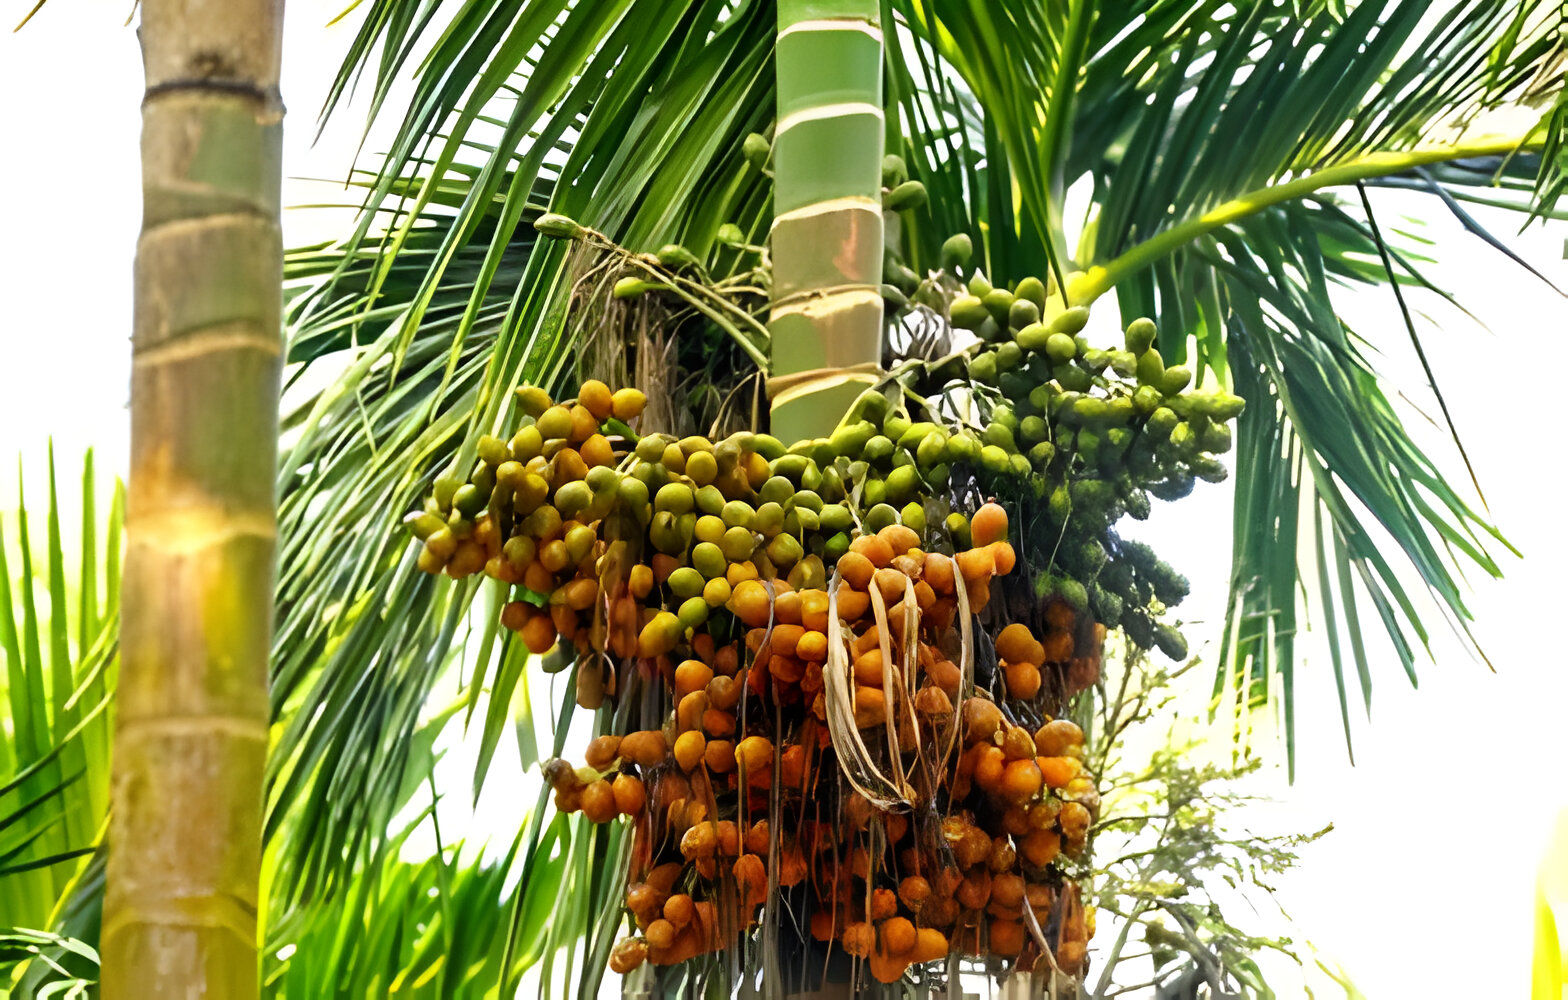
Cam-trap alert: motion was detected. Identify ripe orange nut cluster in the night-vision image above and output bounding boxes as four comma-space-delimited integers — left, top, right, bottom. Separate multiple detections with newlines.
409, 379, 1105, 982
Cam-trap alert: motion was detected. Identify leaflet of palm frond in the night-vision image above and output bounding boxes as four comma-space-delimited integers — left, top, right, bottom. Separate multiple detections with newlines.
1, 452, 119, 939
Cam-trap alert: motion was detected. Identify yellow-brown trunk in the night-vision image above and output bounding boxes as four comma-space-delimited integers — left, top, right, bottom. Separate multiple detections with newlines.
102, 2, 285, 997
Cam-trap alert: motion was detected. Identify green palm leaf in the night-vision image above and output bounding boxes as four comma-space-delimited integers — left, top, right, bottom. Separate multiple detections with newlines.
264, 809, 525, 998
1, 452, 120, 989
892, 0, 1559, 762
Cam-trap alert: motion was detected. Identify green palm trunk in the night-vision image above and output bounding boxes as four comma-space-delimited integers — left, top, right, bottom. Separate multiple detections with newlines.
101, 1, 285, 996
769, 4, 888, 995
768, 0, 886, 442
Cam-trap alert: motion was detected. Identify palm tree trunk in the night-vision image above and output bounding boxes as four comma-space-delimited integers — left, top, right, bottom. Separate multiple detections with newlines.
770, 4, 884, 996
102, 2, 285, 997
768, 0, 886, 442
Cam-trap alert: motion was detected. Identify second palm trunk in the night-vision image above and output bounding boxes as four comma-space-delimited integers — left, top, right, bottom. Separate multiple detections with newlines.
768, 0, 886, 442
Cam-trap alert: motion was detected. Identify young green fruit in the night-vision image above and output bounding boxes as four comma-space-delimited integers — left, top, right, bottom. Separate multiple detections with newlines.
884, 179, 928, 212
1045, 333, 1078, 364
1125, 317, 1157, 355
941, 233, 974, 269
949, 295, 989, 330
1014, 275, 1047, 312
1135, 350, 1166, 388
981, 288, 1016, 324
743, 132, 771, 169
1049, 305, 1090, 335
533, 213, 586, 240
864, 503, 900, 533
882, 154, 909, 187
1008, 298, 1040, 331
1160, 366, 1193, 395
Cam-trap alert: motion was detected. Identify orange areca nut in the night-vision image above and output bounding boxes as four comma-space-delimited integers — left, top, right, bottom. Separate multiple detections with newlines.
663, 893, 694, 929
707, 674, 741, 710
848, 534, 894, 568
609, 937, 648, 973
988, 541, 1016, 575
842, 921, 875, 957
612, 773, 647, 815
796, 629, 829, 661
853, 685, 888, 728
521, 614, 558, 655
626, 883, 665, 923
1059, 801, 1092, 842
836, 586, 871, 621
882, 916, 917, 956
577, 379, 614, 420
915, 685, 954, 717
680, 822, 718, 860
870, 888, 899, 920
728, 579, 772, 627
799, 589, 831, 630
1034, 719, 1085, 757
989, 919, 1025, 956
926, 657, 961, 695
673, 731, 706, 772
675, 659, 714, 698
1020, 829, 1061, 868
779, 744, 808, 790
868, 949, 911, 984
1039, 755, 1083, 789
677, 691, 709, 732
744, 819, 770, 855
701, 707, 736, 738
1001, 758, 1043, 803
584, 734, 622, 769
878, 523, 920, 556
645, 918, 676, 951
704, 739, 736, 773
714, 820, 741, 856
734, 853, 768, 909
620, 730, 668, 768
735, 736, 773, 775
1004, 661, 1042, 699
962, 698, 1004, 744
580, 780, 617, 823
1001, 725, 1036, 760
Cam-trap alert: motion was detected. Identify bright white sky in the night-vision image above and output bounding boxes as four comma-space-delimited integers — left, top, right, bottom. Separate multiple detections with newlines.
2, 5, 1566, 998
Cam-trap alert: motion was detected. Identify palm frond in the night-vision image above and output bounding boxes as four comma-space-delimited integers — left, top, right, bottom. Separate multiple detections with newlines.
263, 811, 523, 998
0, 451, 120, 985
0, 927, 98, 997
270, 0, 776, 926
893, 0, 1560, 759
1527, 85, 1568, 221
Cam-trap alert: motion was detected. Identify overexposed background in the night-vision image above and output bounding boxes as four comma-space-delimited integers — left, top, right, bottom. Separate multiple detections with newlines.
1, 4, 1564, 997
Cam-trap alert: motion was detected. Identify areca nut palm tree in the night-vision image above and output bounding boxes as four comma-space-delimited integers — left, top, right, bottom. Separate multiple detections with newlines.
256, 0, 1564, 994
